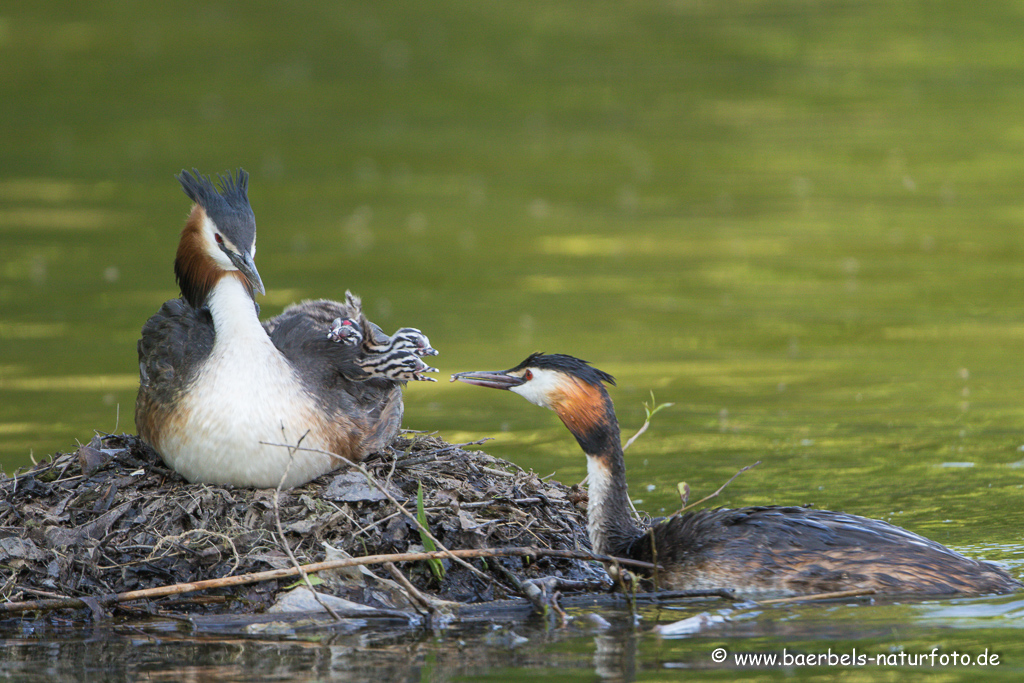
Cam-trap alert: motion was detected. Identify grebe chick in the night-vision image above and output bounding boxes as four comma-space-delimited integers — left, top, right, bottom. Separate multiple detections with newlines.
359, 349, 439, 382
381, 328, 439, 357
269, 294, 436, 383
327, 317, 362, 344
453, 353, 1020, 598
136, 170, 424, 488
328, 317, 438, 359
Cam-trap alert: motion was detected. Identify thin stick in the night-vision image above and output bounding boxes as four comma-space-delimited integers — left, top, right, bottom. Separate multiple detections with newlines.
486, 560, 554, 617
480, 466, 517, 479
347, 459, 492, 584
271, 431, 343, 623
261, 440, 497, 589
677, 461, 761, 514
623, 393, 673, 452
757, 588, 877, 605
17, 587, 71, 600
149, 529, 241, 577
549, 591, 568, 627
384, 439, 413, 488
620, 395, 673, 519
640, 588, 737, 601
623, 420, 651, 452
0, 546, 658, 615
647, 526, 659, 590
460, 497, 567, 510
383, 562, 436, 616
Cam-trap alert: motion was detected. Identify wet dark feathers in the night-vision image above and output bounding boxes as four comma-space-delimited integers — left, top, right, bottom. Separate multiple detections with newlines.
626, 506, 1020, 595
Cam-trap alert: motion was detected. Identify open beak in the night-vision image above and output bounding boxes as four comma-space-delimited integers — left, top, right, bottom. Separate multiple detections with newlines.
413, 358, 439, 377
450, 369, 525, 390
228, 249, 266, 296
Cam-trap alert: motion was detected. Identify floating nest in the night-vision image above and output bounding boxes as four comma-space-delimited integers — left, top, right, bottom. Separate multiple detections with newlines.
0, 432, 615, 626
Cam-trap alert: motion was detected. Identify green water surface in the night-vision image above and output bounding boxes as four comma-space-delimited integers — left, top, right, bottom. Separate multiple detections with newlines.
3, 1, 1024, 680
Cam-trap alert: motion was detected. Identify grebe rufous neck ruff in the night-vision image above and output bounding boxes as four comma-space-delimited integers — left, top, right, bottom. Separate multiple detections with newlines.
453, 353, 1020, 598
136, 169, 437, 488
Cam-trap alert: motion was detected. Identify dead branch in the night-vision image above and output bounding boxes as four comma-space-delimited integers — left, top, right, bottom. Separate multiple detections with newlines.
383, 562, 437, 616
676, 461, 761, 515
0, 546, 658, 616
149, 529, 241, 576
623, 393, 673, 452
756, 587, 877, 605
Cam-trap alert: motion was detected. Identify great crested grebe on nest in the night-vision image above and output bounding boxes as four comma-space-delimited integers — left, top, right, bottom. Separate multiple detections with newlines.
136, 169, 437, 488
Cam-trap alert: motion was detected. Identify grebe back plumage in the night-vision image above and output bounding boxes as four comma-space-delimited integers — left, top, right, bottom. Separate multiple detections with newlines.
453, 353, 1020, 598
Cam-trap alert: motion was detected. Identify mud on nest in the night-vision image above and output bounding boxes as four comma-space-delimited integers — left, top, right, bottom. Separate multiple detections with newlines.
0, 432, 608, 618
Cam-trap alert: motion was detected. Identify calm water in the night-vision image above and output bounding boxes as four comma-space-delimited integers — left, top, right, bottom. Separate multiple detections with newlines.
3, 1, 1024, 679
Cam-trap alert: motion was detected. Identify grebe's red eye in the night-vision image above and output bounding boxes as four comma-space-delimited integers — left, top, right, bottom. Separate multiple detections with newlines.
524, 370, 533, 381
215, 233, 224, 245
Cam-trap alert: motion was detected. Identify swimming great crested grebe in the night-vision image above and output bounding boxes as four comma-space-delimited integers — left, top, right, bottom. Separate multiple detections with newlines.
453, 353, 1020, 598
136, 169, 437, 488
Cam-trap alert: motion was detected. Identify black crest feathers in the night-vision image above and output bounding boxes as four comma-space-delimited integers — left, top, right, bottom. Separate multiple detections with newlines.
511, 352, 617, 387
177, 169, 252, 218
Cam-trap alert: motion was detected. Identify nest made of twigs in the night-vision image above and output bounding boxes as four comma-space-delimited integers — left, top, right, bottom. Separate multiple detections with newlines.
0, 431, 606, 618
